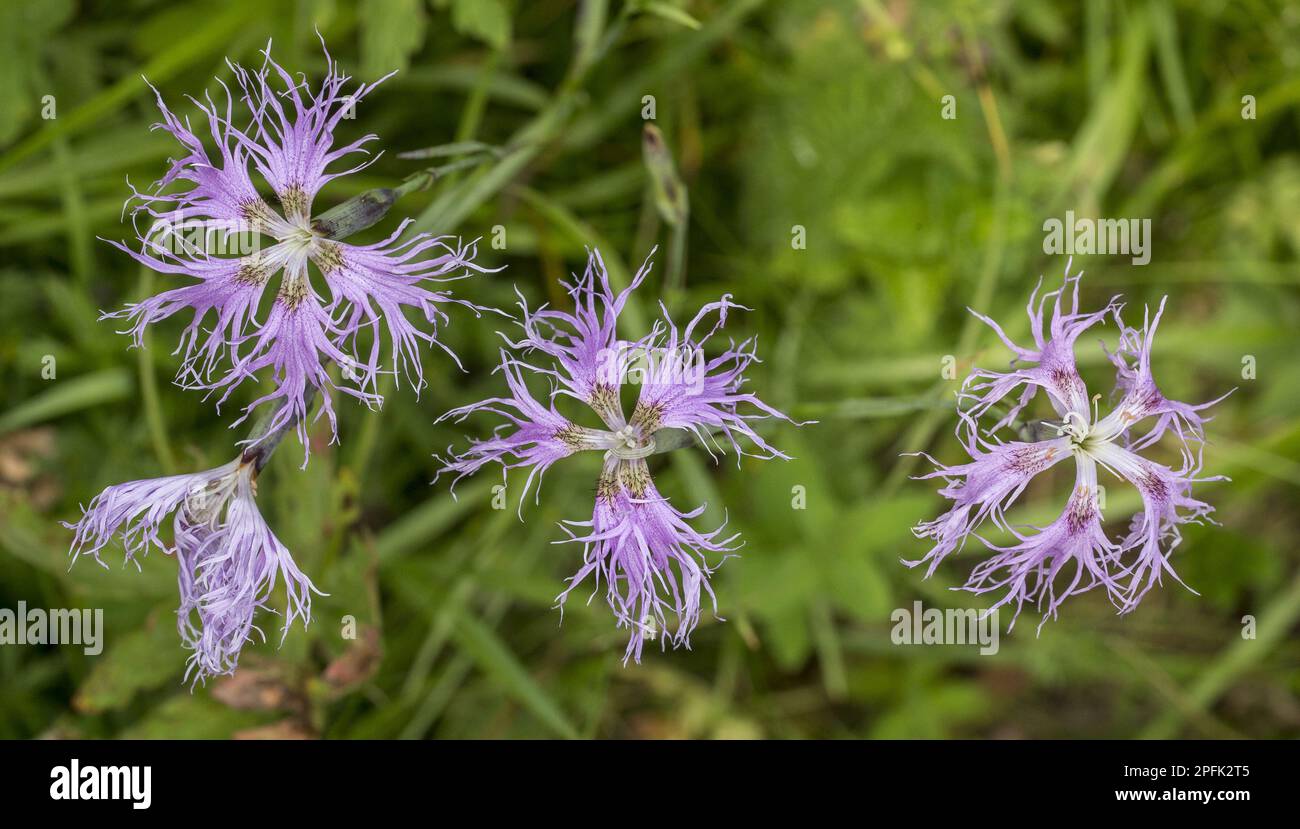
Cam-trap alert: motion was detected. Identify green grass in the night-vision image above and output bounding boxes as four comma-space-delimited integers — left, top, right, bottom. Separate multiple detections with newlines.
1, 0, 1298, 739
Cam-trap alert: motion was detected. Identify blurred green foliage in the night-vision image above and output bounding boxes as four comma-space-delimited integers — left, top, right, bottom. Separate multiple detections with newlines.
1, 0, 1298, 739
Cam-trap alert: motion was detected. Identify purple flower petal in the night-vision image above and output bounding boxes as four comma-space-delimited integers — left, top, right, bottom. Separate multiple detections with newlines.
108, 39, 491, 460
557, 458, 737, 663
229, 39, 390, 223
1089, 440, 1226, 613
1097, 297, 1233, 451
506, 248, 651, 429
436, 351, 614, 506
962, 260, 1119, 432
65, 459, 319, 683
909, 426, 1073, 576
959, 456, 1124, 630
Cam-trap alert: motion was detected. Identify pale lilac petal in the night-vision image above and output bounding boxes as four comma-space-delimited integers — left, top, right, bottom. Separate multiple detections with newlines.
64, 459, 319, 684
1089, 440, 1227, 613
960, 456, 1124, 630
174, 467, 317, 682
631, 294, 797, 461
962, 260, 1119, 432
229, 39, 391, 222
506, 248, 652, 429
317, 225, 495, 392
909, 419, 1073, 576
126, 80, 289, 237
103, 241, 284, 388
215, 275, 381, 467
64, 461, 240, 568
1097, 297, 1233, 450
435, 352, 614, 505
556, 458, 736, 663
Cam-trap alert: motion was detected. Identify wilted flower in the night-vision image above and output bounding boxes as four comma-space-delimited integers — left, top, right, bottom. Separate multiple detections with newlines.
438, 249, 796, 662
106, 38, 490, 464
66, 455, 316, 683
910, 260, 1229, 628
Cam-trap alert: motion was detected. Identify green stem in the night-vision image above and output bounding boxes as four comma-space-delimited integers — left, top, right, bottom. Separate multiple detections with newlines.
134, 268, 176, 473
53, 136, 93, 286
239, 385, 319, 473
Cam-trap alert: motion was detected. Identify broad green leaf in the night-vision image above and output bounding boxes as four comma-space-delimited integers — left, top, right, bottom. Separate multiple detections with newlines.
448, 0, 511, 51
73, 606, 182, 713
360, 0, 428, 76
119, 693, 269, 739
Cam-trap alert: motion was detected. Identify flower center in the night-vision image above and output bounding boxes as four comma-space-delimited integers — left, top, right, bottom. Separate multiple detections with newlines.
179, 464, 242, 526
1056, 410, 1091, 445
1056, 395, 1108, 454
608, 425, 656, 460
283, 225, 320, 253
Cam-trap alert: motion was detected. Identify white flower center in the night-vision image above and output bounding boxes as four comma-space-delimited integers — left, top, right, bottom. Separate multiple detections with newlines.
1056, 410, 1091, 444
283, 225, 320, 254
607, 424, 656, 460
1055, 394, 1108, 455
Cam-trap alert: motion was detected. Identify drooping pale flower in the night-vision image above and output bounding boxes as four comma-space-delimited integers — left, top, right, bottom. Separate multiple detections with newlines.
106, 38, 490, 465
65, 456, 317, 683
437, 249, 796, 662
910, 260, 1229, 628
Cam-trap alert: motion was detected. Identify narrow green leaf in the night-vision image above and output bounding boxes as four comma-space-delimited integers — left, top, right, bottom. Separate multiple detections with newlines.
640, 1, 702, 30
397, 140, 503, 160
0, 368, 132, 435
452, 614, 579, 739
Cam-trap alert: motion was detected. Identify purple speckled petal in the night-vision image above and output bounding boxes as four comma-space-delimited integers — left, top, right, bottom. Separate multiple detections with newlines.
506, 248, 652, 429
629, 294, 797, 461
215, 273, 382, 467
229, 39, 390, 223
960, 455, 1124, 630
126, 80, 288, 237
174, 465, 318, 683
1097, 297, 1233, 450
435, 351, 615, 506
102, 242, 279, 389
557, 457, 737, 664
317, 224, 494, 393
962, 261, 1119, 432
909, 417, 1073, 577
65, 461, 241, 569
1089, 440, 1226, 613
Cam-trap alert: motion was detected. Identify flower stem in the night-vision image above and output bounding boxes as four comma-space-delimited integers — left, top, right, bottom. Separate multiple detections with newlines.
240, 385, 320, 473
134, 266, 177, 474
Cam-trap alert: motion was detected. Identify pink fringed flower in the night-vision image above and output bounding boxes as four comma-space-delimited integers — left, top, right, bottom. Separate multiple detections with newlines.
106, 39, 490, 464
911, 260, 1230, 628
65, 457, 318, 683
438, 249, 797, 662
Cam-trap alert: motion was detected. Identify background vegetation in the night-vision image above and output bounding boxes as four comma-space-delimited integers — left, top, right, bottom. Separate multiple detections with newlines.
2, 0, 1298, 739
